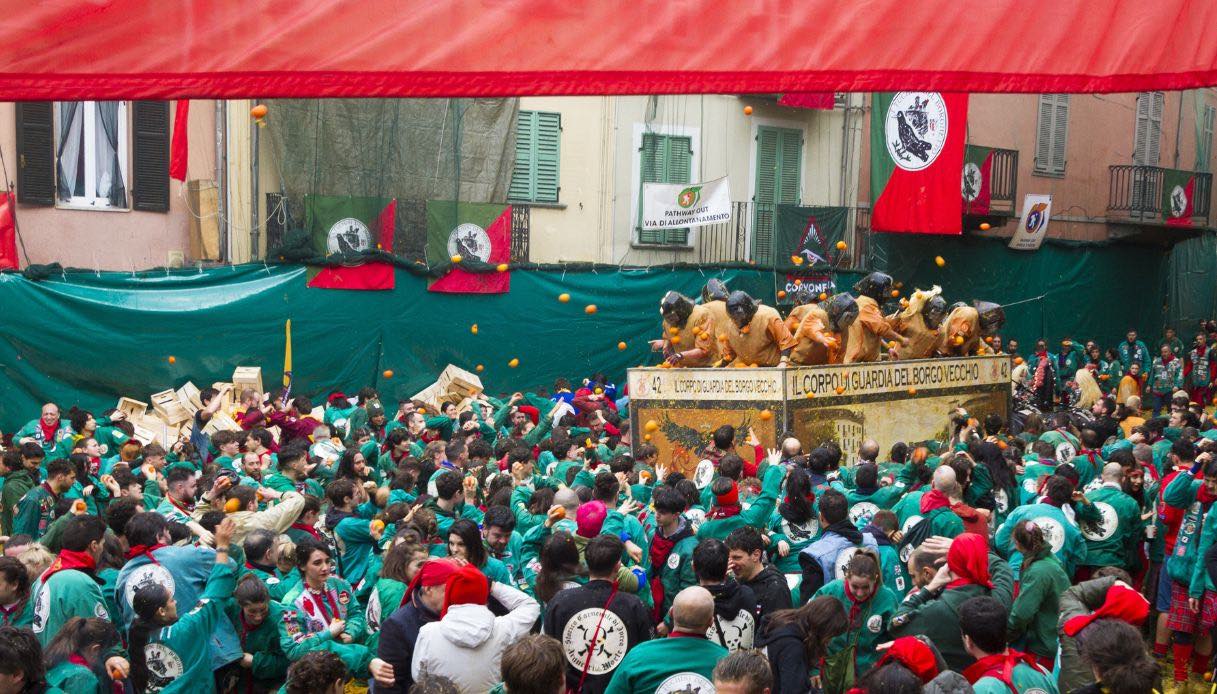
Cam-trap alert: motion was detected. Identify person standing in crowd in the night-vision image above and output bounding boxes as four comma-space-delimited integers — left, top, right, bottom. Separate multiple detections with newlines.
755, 596, 848, 694
959, 596, 1058, 693
726, 526, 793, 620
1148, 344, 1184, 416
1120, 329, 1153, 378
1004, 521, 1070, 669
712, 650, 776, 694
605, 586, 727, 694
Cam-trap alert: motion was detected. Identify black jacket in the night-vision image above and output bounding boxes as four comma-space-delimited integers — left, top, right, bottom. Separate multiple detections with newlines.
542, 578, 652, 694
703, 579, 759, 651
374, 592, 438, 694
755, 620, 811, 694
741, 563, 793, 620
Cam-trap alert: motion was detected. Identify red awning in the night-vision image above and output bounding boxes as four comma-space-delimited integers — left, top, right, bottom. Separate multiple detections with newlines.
4, 0, 1217, 100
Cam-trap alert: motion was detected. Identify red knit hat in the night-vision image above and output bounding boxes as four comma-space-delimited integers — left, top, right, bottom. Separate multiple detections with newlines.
1062, 582, 1150, 636
441, 564, 489, 617
875, 636, 940, 684
401, 558, 461, 606
715, 481, 740, 507
517, 405, 540, 425
576, 501, 608, 538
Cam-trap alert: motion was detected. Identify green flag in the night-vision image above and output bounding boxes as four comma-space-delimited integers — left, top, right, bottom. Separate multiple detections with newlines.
303, 195, 397, 290
1161, 168, 1196, 227
773, 205, 849, 273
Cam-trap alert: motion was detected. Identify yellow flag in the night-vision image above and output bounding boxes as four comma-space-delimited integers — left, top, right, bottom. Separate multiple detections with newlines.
282, 319, 293, 388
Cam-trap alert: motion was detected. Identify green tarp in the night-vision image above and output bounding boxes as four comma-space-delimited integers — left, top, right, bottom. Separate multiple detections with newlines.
0, 266, 775, 430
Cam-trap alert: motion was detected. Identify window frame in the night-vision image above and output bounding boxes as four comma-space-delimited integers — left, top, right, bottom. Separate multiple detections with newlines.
53, 100, 130, 212
630, 122, 700, 249
1033, 94, 1069, 178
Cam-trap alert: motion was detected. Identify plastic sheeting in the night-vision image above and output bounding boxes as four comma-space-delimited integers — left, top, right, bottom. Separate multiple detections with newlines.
876, 233, 1217, 350
4, 1, 1217, 99
0, 265, 775, 431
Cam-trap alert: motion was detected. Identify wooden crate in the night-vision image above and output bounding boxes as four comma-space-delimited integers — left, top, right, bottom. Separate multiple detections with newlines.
212, 382, 237, 410
134, 415, 171, 446
437, 364, 483, 398
410, 383, 444, 413
150, 389, 191, 425
175, 381, 202, 411
130, 420, 159, 446
203, 410, 242, 435
232, 366, 263, 395
116, 397, 148, 421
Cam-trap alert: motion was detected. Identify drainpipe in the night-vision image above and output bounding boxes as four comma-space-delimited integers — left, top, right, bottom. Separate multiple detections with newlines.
215, 100, 228, 261
251, 101, 260, 260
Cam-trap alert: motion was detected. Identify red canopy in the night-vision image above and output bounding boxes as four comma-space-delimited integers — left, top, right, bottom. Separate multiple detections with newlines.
5, 0, 1217, 100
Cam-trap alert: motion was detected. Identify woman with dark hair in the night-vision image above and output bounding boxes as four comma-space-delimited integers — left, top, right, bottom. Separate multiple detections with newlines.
1072, 618, 1161, 694
1099, 347, 1124, 395
0, 556, 32, 627
768, 467, 818, 581
276, 537, 373, 677
1007, 520, 1070, 669
814, 548, 899, 692
230, 574, 290, 693
528, 531, 584, 606
64, 450, 114, 516
365, 537, 428, 643
515, 485, 555, 535
447, 519, 513, 586
0, 625, 51, 693
755, 595, 848, 694
43, 617, 120, 692
129, 518, 236, 693
973, 441, 1019, 526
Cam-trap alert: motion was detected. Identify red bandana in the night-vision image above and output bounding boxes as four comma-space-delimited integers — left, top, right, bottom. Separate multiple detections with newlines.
290, 522, 322, 541
919, 489, 952, 514
962, 650, 1043, 685
945, 533, 993, 590
41, 549, 96, 583
124, 544, 165, 562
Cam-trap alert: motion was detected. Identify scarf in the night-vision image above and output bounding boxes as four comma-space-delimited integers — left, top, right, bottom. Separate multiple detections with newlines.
290, 522, 323, 541
825, 519, 864, 545
843, 579, 868, 625
873, 636, 940, 684
245, 559, 277, 575
1079, 448, 1101, 469
40, 549, 97, 583
962, 650, 1043, 686
919, 489, 952, 514
1032, 351, 1050, 391
945, 532, 992, 590
166, 494, 195, 516
124, 544, 165, 562
38, 418, 58, 444
649, 518, 694, 621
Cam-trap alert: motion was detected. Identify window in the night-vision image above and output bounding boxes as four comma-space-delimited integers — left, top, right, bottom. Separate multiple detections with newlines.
751, 125, 803, 263
55, 101, 129, 209
1198, 103, 1215, 172
508, 110, 560, 204
1133, 91, 1164, 166
636, 133, 693, 246
1034, 94, 1069, 176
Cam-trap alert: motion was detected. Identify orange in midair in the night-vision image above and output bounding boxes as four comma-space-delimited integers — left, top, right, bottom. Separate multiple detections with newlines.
383, 370, 394, 379
168, 355, 176, 364
585, 304, 598, 314
759, 409, 773, 421
743, 105, 754, 115
618, 342, 627, 351
250, 104, 268, 119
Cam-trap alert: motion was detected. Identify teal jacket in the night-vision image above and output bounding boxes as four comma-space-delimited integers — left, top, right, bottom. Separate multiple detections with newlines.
1006, 548, 1070, 659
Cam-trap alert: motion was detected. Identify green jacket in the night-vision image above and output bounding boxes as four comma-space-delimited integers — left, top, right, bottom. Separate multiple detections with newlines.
231, 600, 291, 690
697, 464, 784, 541
0, 469, 35, 535
1006, 548, 1070, 659
815, 579, 899, 673
604, 634, 726, 694
970, 658, 1058, 694
768, 513, 821, 574
890, 553, 1015, 672
1080, 483, 1142, 568
995, 502, 1087, 578
1056, 575, 1121, 693
142, 561, 236, 693
14, 418, 71, 457
13, 483, 58, 539
845, 485, 904, 529
1148, 356, 1183, 395
1163, 470, 1213, 589
45, 661, 100, 694
278, 576, 373, 677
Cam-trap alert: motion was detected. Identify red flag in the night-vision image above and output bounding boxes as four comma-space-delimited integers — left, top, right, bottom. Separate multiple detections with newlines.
870, 92, 969, 234
307, 199, 397, 290
778, 93, 835, 110
169, 100, 189, 182
0, 192, 17, 270
428, 205, 512, 294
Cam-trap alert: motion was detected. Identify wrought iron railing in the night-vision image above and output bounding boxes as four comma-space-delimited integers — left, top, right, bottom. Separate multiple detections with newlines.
1108, 165, 1212, 226
693, 200, 869, 271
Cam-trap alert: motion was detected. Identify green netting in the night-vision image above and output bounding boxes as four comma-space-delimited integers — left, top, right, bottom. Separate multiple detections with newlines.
873, 232, 1217, 349
0, 265, 776, 431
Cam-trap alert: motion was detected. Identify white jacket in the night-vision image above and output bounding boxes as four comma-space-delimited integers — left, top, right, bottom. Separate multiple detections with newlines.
411, 581, 540, 693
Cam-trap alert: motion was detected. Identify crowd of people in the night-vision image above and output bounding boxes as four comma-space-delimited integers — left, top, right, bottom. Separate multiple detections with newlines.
0, 296, 1214, 693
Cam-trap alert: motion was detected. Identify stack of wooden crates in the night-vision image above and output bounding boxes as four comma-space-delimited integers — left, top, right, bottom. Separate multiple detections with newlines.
118, 367, 262, 446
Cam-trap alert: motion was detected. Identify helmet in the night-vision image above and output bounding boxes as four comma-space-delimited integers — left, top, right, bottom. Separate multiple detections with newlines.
948, 301, 968, 312
659, 291, 695, 326
701, 278, 729, 303
725, 291, 759, 328
825, 293, 860, 333
923, 295, 948, 330
975, 301, 1006, 335
852, 272, 893, 301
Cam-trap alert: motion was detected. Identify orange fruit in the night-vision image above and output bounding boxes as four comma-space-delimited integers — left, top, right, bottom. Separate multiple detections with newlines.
835, 241, 847, 251
470, 324, 478, 334
835, 386, 845, 394
250, 104, 268, 119
743, 105, 754, 115
617, 342, 627, 350
935, 256, 946, 267
908, 387, 917, 395
450, 254, 463, 263
953, 336, 964, 345
383, 369, 394, 378
819, 293, 828, 301
791, 255, 804, 265
759, 409, 773, 421
558, 293, 570, 303
508, 358, 519, 368
670, 326, 680, 336
670, 335, 681, 345
224, 498, 241, 513
585, 304, 598, 314
740, 326, 751, 334
496, 263, 509, 272
1014, 357, 1025, 365
645, 420, 659, 432
370, 520, 385, 532
777, 290, 787, 299
552, 506, 566, 520
794, 279, 802, 286
73, 500, 86, 513
644, 434, 652, 441
890, 290, 899, 298
168, 355, 176, 364
979, 222, 991, 231
806, 391, 816, 399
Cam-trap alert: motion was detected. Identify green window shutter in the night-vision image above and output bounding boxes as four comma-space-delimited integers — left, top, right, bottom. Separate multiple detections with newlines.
508, 111, 536, 201
534, 112, 560, 203
753, 127, 779, 263
637, 133, 664, 245
777, 128, 802, 204
663, 135, 692, 245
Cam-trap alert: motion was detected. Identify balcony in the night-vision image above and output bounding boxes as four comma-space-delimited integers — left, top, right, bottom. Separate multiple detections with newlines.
1108, 165, 1211, 239
695, 201, 868, 271
962, 145, 1018, 229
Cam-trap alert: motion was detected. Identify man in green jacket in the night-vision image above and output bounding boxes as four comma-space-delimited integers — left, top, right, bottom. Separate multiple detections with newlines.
1148, 343, 1184, 416
13, 403, 72, 458
1079, 463, 1142, 572
0, 442, 43, 534
960, 595, 1059, 693
605, 586, 727, 694
697, 463, 783, 541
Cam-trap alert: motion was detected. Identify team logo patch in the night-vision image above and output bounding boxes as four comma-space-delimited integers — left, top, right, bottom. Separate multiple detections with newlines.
1080, 502, 1119, 542
834, 547, 861, 581
447, 223, 492, 262
1055, 442, 1077, 465
31, 585, 48, 633
326, 218, 372, 255
94, 602, 109, 619
961, 162, 982, 202
994, 489, 1009, 515
706, 609, 756, 652
677, 186, 702, 209
866, 614, 884, 633
656, 672, 714, 694
366, 591, 383, 631
561, 608, 629, 675
144, 643, 185, 690
1025, 202, 1049, 233
885, 92, 949, 171
667, 553, 682, 570
849, 502, 880, 529
338, 590, 350, 606
1031, 516, 1067, 554
124, 563, 177, 607
781, 517, 819, 543
1170, 185, 1188, 218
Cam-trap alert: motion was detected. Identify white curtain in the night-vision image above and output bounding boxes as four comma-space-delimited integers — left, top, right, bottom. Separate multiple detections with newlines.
56, 101, 82, 201
95, 101, 126, 207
